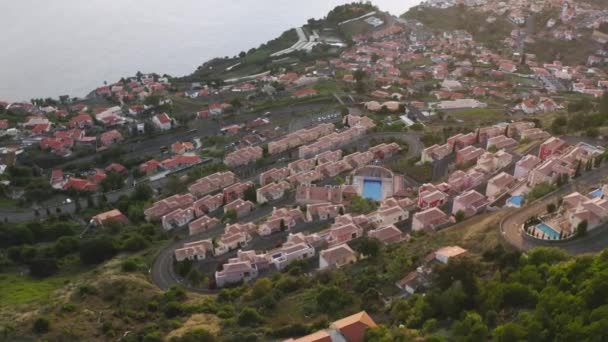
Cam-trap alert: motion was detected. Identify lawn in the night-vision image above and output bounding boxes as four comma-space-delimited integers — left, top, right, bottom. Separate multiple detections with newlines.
448, 108, 504, 122
0, 273, 71, 306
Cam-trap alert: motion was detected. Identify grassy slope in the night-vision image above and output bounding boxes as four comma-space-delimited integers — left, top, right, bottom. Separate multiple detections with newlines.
402, 6, 513, 50
0, 251, 219, 340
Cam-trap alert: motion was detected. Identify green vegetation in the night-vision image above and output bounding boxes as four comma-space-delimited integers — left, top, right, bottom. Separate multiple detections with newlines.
350, 196, 378, 214
371, 248, 608, 341
526, 182, 557, 202
0, 273, 72, 305
326, 2, 378, 25
402, 5, 512, 49
392, 158, 433, 183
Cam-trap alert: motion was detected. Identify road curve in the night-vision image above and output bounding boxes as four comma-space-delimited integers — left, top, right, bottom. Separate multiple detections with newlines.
500, 164, 608, 255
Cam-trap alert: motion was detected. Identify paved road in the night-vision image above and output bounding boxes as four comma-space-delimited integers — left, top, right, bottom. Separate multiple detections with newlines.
500, 164, 608, 255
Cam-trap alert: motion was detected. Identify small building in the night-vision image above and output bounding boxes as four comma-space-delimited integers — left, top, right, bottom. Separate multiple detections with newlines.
174, 239, 214, 261
412, 207, 451, 231
152, 113, 173, 131
435, 246, 468, 264
318, 243, 357, 270
90, 209, 129, 227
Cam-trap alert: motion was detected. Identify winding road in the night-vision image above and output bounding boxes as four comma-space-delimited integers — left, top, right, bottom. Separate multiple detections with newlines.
500, 163, 608, 255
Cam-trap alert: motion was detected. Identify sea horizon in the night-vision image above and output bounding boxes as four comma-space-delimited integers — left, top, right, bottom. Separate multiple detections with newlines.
0, 0, 420, 102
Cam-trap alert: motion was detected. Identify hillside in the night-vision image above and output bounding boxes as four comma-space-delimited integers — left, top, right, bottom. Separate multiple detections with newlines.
402, 5, 513, 50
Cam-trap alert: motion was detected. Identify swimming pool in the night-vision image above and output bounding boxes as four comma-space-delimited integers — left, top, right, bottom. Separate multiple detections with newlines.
536, 223, 560, 240
589, 188, 603, 199
362, 179, 382, 201
507, 195, 524, 207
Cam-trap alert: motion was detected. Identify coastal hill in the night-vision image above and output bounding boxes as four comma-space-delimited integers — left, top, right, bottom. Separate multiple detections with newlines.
3, 0, 608, 341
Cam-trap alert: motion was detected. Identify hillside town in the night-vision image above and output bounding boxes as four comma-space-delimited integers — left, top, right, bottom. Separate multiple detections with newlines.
3, 0, 608, 341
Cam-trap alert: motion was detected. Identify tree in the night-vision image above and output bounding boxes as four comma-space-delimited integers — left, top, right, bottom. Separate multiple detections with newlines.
576, 220, 588, 237
237, 307, 264, 326
243, 186, 256, 203
131, 183, 153, 202
230, 98, 242, 109
455, 210, 466, 222
186, 268, 204, 286
451, 312, 489, 341
100, 172, 125, 192
223, 209, 237, 223
350, 196, 378, 214
316, 285, 352, 313
354, 237, 380, 258
546, 203, 556, 213
79, 236, 116, 264
122, 233, 149, 252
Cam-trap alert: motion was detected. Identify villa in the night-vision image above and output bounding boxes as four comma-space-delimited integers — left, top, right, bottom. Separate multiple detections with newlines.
283, 311, 377, 342
421, 143, 452, 163
223, 198, 254, 218
145, 193, 195, 221
418, 183, 448, 209
259, 167, 290, 186
520, 128, 551, 141
258, 207, 305, 236
366, 201, 409, 228
528, 158, 575, 187
486, 172, 517, 200
456, 146, 485, 166
256, 181, 291, 204
90, 209, 129, 227
316, 149, 343, 164
223, 181, 254, 202
447, 132, 477, 151
295, 184, 345, 205
192, 193, 224, 216
368, 224, 409, 245
188, 171, 236, 197
477, 125, 505, 144
215, 258, 258, 288
539, 137, 567, 160
174, 239, 213, 262
412, 207, 451, 231
214, 230, 252, 256
224, 146, 263, 167
487, 135, 517, 150
514, 154, 541, 179
288, 158, 317, 174
188, 215, 220, 236
447, 169, 485, 194
475, 150, 512, 174
451, 190, 489, 217
318, 243, 357, 270
266, 241, 315, 271
162, 207, 194, 231
306, 202, 344, 222
268, 123, 334, 155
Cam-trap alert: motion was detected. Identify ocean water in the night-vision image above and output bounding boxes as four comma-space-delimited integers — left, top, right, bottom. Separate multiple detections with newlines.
0, 0, 419, 101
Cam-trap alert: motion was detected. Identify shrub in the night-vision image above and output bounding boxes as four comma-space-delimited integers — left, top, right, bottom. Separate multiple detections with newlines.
33, 317, 50, 334
163, 301, 183, 318
237, 307, 264, 326
79, 236, 116, 265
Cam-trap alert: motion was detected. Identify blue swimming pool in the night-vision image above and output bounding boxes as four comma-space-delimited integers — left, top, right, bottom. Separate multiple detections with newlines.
590, 188, 603, 199
362, 179, 382, 201
507, 195, 524, 207
536, 223, 560, 240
